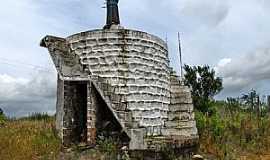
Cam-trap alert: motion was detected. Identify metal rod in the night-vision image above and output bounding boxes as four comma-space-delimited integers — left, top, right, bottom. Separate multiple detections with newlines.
178, 32, 183, 78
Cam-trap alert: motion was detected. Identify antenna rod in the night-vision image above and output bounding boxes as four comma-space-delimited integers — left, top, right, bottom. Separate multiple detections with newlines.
165, 34, 168, 45
178, 32, 183, 78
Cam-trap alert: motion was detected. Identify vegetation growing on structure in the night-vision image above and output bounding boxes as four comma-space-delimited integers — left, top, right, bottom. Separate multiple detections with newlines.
96, 136, 120, 159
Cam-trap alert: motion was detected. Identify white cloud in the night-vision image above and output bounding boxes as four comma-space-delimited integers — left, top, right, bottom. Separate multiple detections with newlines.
0, 74, 29, 100
0, 71, 57, 117
215, 58, 232, 74
216, 47, 270, 97
0, 0, 270, 115
181, 0, 229, 28
218, 58, 231, 67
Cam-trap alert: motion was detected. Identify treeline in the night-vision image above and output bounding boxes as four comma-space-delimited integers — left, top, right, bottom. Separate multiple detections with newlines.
226, 90, 270, 117
0, 110, 52, 125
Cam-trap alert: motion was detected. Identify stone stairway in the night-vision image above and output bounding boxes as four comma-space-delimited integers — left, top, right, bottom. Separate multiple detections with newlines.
135, 71, 199, 151
161, 71, 198, 149
90, 76, 132, 137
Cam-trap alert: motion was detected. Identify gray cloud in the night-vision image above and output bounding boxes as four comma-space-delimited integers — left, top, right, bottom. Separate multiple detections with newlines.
0, 71, 57, 117
216, 47, 270, 98
0, 0, 270, 116
181, 0, 229, 28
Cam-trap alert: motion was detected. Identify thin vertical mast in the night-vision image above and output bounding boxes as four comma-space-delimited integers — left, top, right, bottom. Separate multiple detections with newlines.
178, 32, 183, 78
165, 34, 168, 45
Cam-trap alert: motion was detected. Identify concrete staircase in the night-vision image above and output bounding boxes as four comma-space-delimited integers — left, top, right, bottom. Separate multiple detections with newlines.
90, 76, 132, 137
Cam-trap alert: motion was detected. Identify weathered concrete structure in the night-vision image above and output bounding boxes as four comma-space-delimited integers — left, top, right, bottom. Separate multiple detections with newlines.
40, 0, 198, 152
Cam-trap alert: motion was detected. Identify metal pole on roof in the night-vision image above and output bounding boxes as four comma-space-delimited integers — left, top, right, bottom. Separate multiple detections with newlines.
178, 32, 183, 78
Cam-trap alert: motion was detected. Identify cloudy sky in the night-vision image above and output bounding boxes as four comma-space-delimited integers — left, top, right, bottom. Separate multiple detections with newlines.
0, 0, 269, 117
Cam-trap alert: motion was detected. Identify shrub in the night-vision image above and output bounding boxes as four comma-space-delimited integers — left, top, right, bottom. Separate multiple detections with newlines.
209, 114, 225, 140
97, 137, 119, 158
0, 109, 6, 126
195, 111, 207, 135
0, 108, 3, 115
0, 115, 6, 126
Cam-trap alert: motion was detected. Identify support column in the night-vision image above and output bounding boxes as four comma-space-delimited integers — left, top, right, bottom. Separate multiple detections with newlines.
87, 82, 97, 146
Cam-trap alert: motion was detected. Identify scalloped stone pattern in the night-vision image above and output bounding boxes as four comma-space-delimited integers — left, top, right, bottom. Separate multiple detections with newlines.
41, 28, 199, 151
67, 29, 170, 135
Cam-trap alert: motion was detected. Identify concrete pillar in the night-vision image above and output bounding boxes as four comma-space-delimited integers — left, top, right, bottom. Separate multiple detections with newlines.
87, 82, 97, 146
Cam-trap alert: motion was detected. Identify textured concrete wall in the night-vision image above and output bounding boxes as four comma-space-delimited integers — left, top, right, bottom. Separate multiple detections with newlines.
55, 76, 64, 139
67, 29, 170, 136
86, 82, 96, 145
41, 28, 198, 151
164, 71, 198, 139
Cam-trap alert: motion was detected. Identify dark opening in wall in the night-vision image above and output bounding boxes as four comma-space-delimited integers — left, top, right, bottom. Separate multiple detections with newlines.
62, 80, 130, 147
92, 85, 130, 145
63, 81, 88, 145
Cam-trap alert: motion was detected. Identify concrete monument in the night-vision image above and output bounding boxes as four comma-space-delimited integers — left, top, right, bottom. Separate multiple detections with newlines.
40, 0, 198, 152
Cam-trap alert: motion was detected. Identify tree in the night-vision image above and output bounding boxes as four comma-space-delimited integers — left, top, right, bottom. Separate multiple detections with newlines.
0, 108, 5, 125
183, 65, 223, 113
0, 108, 3, 115
241, 89, 260, 112
226, 97, 241, 114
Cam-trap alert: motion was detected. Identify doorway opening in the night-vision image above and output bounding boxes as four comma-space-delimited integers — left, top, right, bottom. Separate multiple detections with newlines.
63, 81, 88, 145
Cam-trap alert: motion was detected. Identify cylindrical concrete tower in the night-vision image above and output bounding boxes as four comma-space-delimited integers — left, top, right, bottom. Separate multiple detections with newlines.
40, 0, 198, 152
67, 29, 170, 136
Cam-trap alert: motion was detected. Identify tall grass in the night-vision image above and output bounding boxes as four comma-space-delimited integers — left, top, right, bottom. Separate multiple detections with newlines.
1, 105, 270, 160
197, 102, 270, 159
0, 117, 61, 160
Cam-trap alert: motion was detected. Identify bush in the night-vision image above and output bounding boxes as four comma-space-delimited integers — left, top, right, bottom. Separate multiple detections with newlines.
97, 137, 119, 158
195, 111, 207, 135
209, 114, 225, 139
0, 108, 3, 115
196, 110, 225, 138
0, 109, 6, 126
0, 115, 6, 126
